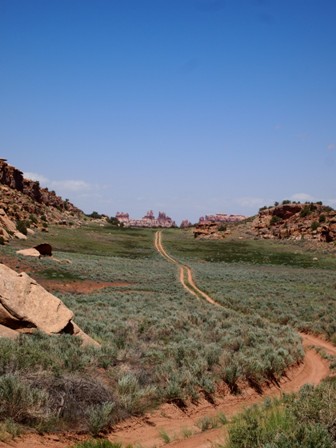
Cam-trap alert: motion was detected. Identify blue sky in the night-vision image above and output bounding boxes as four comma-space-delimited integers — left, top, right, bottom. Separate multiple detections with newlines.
1, 0, 336, 223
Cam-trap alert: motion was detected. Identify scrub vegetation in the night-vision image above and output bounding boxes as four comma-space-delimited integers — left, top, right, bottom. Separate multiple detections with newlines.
0, 223, 334, 439
163, 229, 336, 343
222, 377, 336, 448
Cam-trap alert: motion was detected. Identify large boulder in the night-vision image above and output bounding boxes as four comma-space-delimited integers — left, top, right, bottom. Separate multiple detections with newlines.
0, 264, 73, 333
0, 264, 98, 346
16, 248, 41, 257
0, 324, 20, 339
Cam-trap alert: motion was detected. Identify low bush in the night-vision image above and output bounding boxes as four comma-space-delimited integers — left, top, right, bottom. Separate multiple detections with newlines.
86, 402, 115, 436
270, 215, 282, 225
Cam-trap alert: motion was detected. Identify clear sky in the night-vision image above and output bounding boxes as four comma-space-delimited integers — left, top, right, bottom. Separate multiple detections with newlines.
1, 0, 335, 224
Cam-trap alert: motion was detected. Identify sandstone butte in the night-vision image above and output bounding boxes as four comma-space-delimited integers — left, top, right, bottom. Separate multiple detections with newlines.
0, 263, 98, 347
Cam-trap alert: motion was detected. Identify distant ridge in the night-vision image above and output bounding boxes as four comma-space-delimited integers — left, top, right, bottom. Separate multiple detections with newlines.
116, 210, 176, 228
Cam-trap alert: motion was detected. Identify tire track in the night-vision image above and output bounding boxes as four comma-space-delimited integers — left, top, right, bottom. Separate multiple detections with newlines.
155, 230, 220, 304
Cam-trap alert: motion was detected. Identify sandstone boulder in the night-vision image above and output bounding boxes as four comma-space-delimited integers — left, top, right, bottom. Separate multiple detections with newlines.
16, 248, 41, 257
14, 231, 27, 240
0, 324, 19, 339
0, 264, 98, 346
0, 209, 17, 233
0, 264, 73, 333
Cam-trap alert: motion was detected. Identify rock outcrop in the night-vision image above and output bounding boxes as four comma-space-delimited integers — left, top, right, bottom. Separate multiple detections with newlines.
0, 159, 78, 211
252, 202, 336, 242
193, 221, 230, 239
0, 159, 84, 243
0, 263, 98, 346
193, 212, 246, 239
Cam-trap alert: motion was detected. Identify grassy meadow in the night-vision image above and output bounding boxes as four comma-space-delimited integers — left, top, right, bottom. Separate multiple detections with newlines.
0, 223, 335, 441
163, 229, 336, 343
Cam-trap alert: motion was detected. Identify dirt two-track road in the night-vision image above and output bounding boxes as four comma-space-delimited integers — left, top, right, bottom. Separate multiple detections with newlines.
2, 231, 335, 448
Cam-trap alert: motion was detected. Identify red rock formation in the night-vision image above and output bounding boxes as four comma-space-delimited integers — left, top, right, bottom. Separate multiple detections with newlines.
180, 219, 192, 228
253, 202, 336, 242
143, 210, 155, 220
0, 159, 84, 242
193, 221, 227, 239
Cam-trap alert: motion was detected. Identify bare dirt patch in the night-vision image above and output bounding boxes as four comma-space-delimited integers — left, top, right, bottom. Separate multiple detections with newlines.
39, 279, 131, 294
0, 253, 131, 294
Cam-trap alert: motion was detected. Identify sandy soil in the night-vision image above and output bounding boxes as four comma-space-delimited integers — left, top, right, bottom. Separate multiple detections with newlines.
0, 233, 334, 448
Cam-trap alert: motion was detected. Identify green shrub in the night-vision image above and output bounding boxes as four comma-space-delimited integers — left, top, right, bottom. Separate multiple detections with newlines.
0, 419, 22, 441
196, 415, 219, 431
300, 206, 311, 217
29, 213, 38, 224
319, 214, 326, 223
270, 215, 282, 225
223, 379, 336, 448
88, 211, 103, 219
16, 220, 28, 235
311, 221, 319, 231
86, 402, 115, 436
159, 429, 171, 443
